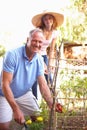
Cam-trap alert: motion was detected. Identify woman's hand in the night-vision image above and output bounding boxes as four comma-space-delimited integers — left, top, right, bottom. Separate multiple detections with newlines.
44, 62, 48, 74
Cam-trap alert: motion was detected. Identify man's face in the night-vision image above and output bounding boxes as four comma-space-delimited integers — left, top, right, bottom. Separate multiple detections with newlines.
29, 32, 44, 53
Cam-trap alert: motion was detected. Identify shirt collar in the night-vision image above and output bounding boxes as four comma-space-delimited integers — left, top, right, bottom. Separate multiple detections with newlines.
23, 44, 38, 61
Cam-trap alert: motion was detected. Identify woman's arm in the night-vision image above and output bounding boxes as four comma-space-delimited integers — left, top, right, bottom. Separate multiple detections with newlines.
50, 38, 57, 51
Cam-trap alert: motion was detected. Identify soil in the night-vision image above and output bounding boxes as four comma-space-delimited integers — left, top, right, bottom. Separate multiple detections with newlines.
10, 111, 87, 130
44, 111, 87, 130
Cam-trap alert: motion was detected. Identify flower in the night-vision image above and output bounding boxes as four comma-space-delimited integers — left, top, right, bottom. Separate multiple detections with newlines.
26, 119, 32, 124
36, 116, 43, 122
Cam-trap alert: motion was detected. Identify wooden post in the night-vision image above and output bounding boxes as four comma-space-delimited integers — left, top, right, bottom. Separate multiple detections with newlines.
48, 46, 60, 130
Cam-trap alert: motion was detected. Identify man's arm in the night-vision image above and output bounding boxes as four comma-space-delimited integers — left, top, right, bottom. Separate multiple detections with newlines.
2, 71, 25, 124
38, 75, 63, 113
38, 75, 53, 109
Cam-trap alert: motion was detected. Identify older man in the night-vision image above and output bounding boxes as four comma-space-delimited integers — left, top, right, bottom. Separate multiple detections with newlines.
0, 28, 53, 130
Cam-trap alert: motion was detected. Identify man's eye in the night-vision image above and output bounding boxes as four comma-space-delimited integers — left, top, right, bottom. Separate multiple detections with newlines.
32, 40, 42, 44
32, 40, 36, 42
39, 41, 43, 44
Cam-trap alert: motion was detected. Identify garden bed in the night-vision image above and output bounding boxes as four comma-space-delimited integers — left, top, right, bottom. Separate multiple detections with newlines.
57, 115, 87, 129
43, 109, 87, 130
10, 115, 87, 130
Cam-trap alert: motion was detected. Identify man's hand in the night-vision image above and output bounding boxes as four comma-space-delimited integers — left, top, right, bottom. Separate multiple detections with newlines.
13, 107, 25, 124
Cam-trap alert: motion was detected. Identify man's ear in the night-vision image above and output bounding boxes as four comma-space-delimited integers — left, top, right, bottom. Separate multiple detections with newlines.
27, 37, 29, 42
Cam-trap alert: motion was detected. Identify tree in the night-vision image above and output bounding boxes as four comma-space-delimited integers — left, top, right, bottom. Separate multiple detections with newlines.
57, 0, 87, 45
0, 45, 6, 57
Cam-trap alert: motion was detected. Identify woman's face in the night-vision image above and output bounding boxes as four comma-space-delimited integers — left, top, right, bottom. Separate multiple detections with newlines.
42, 14, 54, 28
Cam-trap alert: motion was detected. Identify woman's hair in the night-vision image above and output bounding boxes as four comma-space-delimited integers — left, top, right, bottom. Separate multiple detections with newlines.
38, 14, 57, 30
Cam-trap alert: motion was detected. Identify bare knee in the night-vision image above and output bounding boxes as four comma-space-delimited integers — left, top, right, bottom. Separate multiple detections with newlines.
0, 122, 10, 130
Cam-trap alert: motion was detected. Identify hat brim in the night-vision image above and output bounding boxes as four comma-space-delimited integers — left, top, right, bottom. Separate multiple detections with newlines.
32, 11, 64, 27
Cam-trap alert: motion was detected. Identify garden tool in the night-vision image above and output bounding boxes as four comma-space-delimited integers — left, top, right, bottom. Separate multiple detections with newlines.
22, 122, 30, 130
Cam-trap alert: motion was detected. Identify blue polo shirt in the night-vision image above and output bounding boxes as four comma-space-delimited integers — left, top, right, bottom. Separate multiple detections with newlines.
0, 45, 44, 98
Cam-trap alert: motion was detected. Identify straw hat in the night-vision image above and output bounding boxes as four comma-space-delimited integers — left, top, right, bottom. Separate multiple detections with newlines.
32, 10, 64, 27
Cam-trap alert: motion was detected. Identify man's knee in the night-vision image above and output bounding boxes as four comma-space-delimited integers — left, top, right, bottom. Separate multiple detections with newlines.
0, 122, 10, 130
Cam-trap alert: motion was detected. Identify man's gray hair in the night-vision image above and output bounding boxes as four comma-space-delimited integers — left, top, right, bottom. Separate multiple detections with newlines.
29, 28, 44, 37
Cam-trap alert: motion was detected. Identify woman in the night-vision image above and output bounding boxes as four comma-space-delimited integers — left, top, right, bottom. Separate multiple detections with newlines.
31, 11, 64, 98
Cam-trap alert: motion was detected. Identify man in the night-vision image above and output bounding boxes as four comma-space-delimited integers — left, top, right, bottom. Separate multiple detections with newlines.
0, 28, 53, 130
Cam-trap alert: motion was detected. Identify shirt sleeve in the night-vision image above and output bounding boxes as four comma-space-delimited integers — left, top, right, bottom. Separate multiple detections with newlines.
3, 51, 16, 73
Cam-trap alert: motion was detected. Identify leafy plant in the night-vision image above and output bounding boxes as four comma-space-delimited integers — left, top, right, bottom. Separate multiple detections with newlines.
59, 69, 87, 110
26, 116, 44, 130
29, 122, 44, 130
0, 45, 6, 57
40, 99, 49, 122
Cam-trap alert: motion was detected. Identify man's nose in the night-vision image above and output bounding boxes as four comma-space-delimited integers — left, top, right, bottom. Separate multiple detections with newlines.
36, 41, 42, 46
36, 41, 40, 46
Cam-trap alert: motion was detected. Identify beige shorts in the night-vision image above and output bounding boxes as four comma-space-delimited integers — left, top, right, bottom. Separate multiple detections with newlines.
0, 91, 40, 123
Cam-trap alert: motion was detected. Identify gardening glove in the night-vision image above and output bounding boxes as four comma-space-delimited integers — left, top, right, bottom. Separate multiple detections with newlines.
55, 103, 63, 113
